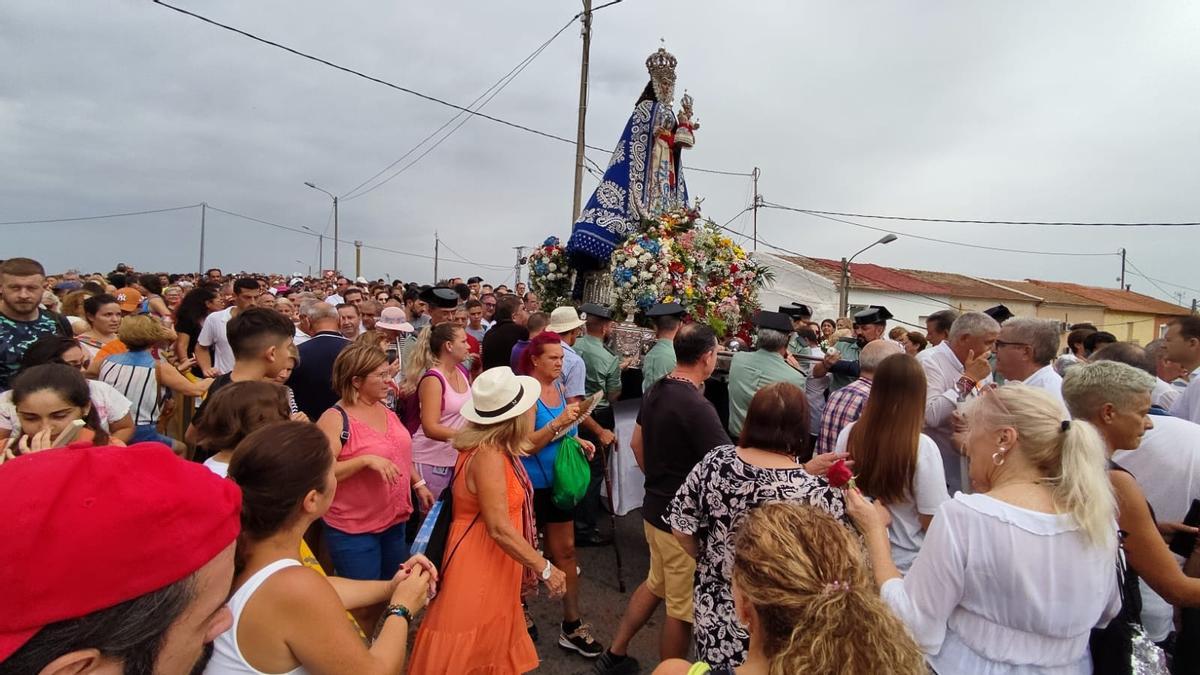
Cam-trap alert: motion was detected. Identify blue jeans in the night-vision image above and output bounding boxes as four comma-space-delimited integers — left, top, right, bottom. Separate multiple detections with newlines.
132, 423, 176, 447
324, 520, 410, 581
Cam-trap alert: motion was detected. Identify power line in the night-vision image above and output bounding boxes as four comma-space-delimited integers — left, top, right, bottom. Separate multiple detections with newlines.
787, 207, 1200, 228
689, 166, 755, 177
1124, 258, 1184, 301
763, 202, 1120, 257
341, 13, 580, 201
150, 1, 751, 178
1123, 260, 1200, 295
207, 204, 509, 269
0, 203, 200, 225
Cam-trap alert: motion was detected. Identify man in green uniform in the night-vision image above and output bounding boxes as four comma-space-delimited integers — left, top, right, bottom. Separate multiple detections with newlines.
641, 302, 684, 393
780, 303, 814, 360
727, 310, 807, 438
574, 303, 626, 546
816, 305, 892, 391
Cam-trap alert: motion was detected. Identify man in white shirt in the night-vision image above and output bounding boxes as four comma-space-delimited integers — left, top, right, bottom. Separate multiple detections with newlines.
1167, 316, 1200, 424
921, 311, 1000, 493
196, 278, 261, 376
1146, 338, 1185, 411
324, 276, 350, 306
918, 309, 960, 366
994, 317, 1066, 409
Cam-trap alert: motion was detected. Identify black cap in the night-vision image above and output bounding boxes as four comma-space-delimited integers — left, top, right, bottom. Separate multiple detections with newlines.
646, 302, 686, 318
778, 303, 813, 320
852, 305, 893, 325
419, 286, 460, 309
579, 303, 612, 320
984, 304, 1014, 323
755, 310, 795, 333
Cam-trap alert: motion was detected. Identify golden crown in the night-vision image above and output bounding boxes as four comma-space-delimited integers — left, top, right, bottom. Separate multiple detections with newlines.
645, 47, 677, 82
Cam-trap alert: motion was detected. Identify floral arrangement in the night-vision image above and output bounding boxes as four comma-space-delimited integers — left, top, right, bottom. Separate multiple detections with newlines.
609, 208, 771, 338
526, 236, 573, 310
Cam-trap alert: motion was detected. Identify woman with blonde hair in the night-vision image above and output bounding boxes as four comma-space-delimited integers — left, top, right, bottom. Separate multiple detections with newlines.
409, 367, 568, 674
97, 315, 211, 453
656, 502, 926, 675
835, 354, 948, 572
848, 383, 1122, 673
315, 343, 433, 582
410, 322, 473, 503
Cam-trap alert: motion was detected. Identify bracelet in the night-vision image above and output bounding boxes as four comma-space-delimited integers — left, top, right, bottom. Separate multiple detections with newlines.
413, 479, 427, 489
385, 603, 413, 624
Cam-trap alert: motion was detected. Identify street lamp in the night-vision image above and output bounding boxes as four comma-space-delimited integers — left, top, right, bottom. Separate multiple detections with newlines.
295, 259, 311, 277
304, 182, 338, 273
839, 233, 898, 317
300, 225, 325, 273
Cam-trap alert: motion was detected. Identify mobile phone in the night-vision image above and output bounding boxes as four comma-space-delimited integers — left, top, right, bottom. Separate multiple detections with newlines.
1169, 499, 1200, 559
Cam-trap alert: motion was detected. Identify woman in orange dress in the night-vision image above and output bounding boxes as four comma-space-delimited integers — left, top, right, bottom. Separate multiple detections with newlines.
409, 367, 568, 674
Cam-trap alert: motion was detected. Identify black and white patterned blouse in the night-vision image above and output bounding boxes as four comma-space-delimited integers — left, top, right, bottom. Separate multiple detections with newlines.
667, 444, 848, 668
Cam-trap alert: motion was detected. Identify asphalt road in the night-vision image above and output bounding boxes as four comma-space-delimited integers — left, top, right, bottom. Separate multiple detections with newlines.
524, 510, 667, 675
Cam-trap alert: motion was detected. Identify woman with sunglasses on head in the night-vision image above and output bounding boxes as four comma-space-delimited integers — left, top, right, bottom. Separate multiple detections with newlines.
0, 335, 134, 446
847, 383, 1121, 673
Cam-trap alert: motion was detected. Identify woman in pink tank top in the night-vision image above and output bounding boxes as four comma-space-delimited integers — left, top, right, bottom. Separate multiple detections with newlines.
409, 324, 473, 505
316, 344, 435, 582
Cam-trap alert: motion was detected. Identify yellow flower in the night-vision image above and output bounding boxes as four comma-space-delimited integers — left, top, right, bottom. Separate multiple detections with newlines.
685, 287, 694, 297
664, 295, 676, 303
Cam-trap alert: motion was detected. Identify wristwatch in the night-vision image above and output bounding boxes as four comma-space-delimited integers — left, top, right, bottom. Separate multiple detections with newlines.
541, 560, 554, 581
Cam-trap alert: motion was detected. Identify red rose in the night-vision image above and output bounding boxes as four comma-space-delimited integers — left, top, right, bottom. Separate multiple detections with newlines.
826, 459, 855, 489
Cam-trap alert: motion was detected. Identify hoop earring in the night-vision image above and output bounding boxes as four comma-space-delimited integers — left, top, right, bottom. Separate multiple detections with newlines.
992, 448, 1007, 466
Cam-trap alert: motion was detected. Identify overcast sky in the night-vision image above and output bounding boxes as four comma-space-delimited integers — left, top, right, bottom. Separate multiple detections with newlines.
3, 1, 1197, 304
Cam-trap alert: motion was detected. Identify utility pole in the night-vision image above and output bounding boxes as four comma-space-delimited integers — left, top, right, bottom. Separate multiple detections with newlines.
318, 235, 324, 273
1119, 247, 1126, 290
513, 246, 528, 287
333, 196, 339, 274
751, 167, 761, 252
198, 202, 207, 275
354, 240, 363, 279
433, 233, 440, 283
571, 0, 593, 223
1192, 298, 1198, 315
838, 257, 850, 318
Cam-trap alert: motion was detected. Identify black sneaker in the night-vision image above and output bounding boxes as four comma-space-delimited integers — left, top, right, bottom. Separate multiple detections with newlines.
560, 622, 604, 658
591, 650, 640, 674
524, 604, 538, 643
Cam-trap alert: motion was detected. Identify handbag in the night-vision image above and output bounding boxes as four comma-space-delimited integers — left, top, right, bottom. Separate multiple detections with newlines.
1088, 535, 1169, 674
551, 434, 590, 510
412, 461, 479, 572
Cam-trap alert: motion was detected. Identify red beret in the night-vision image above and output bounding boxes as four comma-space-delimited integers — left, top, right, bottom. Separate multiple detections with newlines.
0, 443, 241, 661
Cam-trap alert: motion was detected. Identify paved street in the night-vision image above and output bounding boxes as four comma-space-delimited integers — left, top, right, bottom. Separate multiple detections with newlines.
525, 510, 664, 675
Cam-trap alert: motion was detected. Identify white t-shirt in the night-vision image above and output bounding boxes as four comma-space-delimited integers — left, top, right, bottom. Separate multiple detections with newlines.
0, 380, 132, 435
836, 422, 950, 572
1018, 364, 1066, 412
1152, 378, 1181, 410
198, 307, 236, 374
203, 457, 230, 478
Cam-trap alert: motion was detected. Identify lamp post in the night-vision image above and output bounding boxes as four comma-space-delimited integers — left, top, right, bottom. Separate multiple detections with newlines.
295, 259, 311, 277
300, 225, 324, 273
838, 233, 898, 317
304, 182, 338, 273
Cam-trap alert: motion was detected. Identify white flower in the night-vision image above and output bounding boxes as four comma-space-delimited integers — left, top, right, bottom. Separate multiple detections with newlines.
640, 252, 652, 262
548, 262, 557, 272
640, 271, 652, 280
625, 259, 637, 268
649, 263, 659, 272
632, 245, 644, 256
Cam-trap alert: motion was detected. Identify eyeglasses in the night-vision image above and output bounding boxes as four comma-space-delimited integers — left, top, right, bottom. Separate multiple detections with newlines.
994, 340, 1030, 349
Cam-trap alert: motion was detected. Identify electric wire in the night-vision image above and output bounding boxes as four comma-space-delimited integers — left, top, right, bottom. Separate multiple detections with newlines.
763, 202, 1120, 258
0, 203, 200, 225
340, 13, 580, 201
780, 207, 1200, 228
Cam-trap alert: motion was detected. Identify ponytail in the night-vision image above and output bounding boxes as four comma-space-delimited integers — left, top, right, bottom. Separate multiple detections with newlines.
1054, 419, 1117, 547
400, 326, 436, 395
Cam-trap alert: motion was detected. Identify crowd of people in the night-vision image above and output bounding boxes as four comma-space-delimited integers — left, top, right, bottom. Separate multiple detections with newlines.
3, 254, 1200, 674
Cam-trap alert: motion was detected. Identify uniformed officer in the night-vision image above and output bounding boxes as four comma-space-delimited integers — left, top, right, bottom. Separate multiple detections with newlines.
816, 305, 892, 391
726, 310, 807, 438
780, 303, 814, 359
641, 302, 685, 393
573, 302, 625, 546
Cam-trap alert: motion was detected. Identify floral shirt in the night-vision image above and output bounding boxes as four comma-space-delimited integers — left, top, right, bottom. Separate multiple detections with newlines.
667, 444, 847, 668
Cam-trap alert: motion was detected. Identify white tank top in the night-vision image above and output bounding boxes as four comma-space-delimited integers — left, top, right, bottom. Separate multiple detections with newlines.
204, 559, 310, 675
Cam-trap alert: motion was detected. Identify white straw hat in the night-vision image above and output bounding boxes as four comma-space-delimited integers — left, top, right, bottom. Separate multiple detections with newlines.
376, 306, 414, 332
546, 306, 585, 335
459, 367, 541, 425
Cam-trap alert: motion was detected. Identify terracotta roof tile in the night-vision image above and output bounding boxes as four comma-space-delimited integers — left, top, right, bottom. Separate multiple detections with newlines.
979, 279, 1102, 307
898, 269, 1033, 302
1026, 280, 1190, 316
778, 256, 951, 294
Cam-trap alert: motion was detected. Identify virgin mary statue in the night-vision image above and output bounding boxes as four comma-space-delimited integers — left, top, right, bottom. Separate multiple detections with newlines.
566, 46, 695, 270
